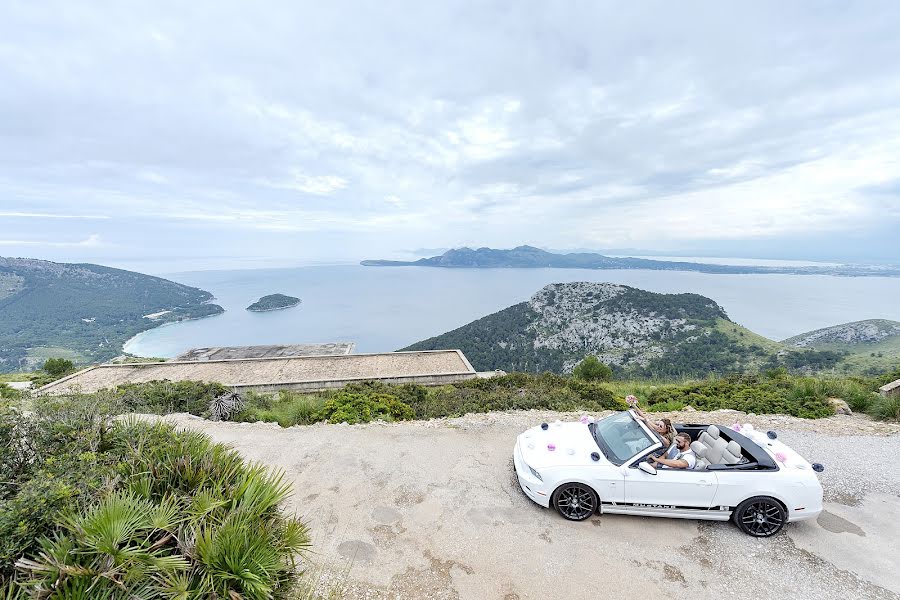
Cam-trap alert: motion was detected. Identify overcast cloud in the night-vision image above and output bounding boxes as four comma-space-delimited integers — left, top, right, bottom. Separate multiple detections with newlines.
1, 1, 899, 270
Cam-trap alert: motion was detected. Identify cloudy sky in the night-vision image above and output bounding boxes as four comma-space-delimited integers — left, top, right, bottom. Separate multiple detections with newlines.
2, 1, 899, 271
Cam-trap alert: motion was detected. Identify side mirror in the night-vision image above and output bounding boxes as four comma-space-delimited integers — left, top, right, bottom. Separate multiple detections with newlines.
638, 462, 657, 476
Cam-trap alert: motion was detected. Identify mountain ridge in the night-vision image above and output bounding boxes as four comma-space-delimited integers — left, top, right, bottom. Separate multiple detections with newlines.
783, 319, 900, 349
363, 245, 900, 277
401, 281, 860, 377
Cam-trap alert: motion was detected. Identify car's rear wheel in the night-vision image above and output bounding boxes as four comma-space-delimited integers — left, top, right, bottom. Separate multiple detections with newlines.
733, 496, 786, 537
553, 483, 597, 521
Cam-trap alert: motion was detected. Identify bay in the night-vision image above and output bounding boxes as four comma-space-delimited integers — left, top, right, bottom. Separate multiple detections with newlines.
124, 265, 900, 358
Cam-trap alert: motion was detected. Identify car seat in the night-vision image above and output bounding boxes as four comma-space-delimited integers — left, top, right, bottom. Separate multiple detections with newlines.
690, 425, 745, 469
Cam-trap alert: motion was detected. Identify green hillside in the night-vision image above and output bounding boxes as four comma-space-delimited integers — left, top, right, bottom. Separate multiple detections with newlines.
403, 282, 848, 378
0, 257, 223, 372
783, 319, 900, 374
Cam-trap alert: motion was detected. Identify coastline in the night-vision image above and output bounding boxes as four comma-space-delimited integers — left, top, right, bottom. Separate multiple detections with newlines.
123, 310, 224, 357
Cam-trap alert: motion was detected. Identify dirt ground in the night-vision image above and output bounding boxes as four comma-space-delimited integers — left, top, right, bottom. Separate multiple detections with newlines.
156, 410, 900, 600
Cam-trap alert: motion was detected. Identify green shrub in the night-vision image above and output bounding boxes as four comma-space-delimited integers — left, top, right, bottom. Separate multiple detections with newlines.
115, 379, 229, 416
572, 355, 613, 382
815, 378, 875, 412
1, 395, 310, 598
236, 392, 327, 427
454, 372, 533, 391
646, 400, 685, 412
565, 380, 624, 410
285, 393, 327, 425
42, 357, 74, 377
870, 394, 900, 421
320, 392, 414, 424
642, 375, 834, 418
0, 384, 23, 401
125, 369, 900, 428
874, 366, 900, 388
0, 394, 122, 572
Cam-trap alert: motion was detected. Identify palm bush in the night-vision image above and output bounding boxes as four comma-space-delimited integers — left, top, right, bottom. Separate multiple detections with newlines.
209, 391, 246, 421
3, 399, 310, 599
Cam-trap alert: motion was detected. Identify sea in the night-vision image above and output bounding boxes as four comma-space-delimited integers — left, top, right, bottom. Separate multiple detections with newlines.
123, 263, 900, 359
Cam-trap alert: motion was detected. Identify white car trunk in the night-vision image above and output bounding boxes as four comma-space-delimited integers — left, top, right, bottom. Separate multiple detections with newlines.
742, 429, 816, 471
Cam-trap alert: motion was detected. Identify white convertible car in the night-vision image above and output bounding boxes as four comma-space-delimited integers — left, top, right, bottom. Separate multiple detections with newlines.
513, 410, 824, 536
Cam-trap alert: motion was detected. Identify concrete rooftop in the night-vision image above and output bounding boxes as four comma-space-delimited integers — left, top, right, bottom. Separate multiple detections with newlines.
39, 350, 477, 394
175, 343, 354, 361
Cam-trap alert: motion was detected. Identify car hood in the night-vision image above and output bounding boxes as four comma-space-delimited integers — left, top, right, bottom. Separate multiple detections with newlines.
517, 421, 610, 469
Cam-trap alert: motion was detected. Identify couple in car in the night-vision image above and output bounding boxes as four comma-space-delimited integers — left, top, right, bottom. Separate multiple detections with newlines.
626, 395, 696, 469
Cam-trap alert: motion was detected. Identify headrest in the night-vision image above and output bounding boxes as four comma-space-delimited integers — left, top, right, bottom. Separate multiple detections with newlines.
706, 425, 720, 439
726, 441, 741, 456
690, 441, 707, 457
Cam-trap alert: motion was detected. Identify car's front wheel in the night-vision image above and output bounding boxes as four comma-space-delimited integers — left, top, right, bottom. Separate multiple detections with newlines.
553, 483, 598, 521
733, 496, 786, 537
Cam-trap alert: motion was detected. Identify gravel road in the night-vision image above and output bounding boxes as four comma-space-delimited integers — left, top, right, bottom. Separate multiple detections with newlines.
156, 410, 900, 600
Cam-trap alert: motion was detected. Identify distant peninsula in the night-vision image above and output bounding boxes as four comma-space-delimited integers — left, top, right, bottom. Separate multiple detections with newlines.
246, 293, 301, 312
362, 245, 900, 277
0, 256, 223, 371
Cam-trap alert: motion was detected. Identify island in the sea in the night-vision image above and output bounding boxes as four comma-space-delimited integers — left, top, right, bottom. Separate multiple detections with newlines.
246, 293, 301, 312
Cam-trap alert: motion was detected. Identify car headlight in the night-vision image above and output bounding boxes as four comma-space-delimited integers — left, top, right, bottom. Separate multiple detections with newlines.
528, 465, 543, 481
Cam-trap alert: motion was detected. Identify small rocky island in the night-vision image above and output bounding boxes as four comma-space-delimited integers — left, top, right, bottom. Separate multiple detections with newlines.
246, 293, 301, 312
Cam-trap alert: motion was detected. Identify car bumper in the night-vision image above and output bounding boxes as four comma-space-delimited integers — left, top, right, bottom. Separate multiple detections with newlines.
513, 440, 551, 508
787, 482, 824, 522
788, 507, 822, 522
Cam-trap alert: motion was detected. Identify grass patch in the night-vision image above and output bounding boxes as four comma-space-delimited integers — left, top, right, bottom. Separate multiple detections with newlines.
834, 336, 900, 375
870, 394, 900, 420
717, 318, 785, 354
0, 373, 31, 383
24, 346, 85, 363
646, 400, 686, 412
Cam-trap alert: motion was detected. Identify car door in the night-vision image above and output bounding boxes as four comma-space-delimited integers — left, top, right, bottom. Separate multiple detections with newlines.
589, 465, 625, 503
622, 461, 718, 508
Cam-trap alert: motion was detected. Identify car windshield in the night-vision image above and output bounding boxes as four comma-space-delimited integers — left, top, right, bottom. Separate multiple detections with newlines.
589, 411, 656, 465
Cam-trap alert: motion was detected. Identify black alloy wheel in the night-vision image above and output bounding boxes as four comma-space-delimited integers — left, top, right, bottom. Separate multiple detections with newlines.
553, 484, 598, 521
734, 496, 786, 537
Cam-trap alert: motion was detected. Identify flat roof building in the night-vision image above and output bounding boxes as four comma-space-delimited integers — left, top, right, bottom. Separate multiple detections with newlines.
39, 349, 480, 395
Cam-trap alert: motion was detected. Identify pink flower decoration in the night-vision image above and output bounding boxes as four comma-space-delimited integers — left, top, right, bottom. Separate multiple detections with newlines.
547, 443, 556, 451
731, 423, 742, 432
775, 452, 787, 463
580, 415, 590, 424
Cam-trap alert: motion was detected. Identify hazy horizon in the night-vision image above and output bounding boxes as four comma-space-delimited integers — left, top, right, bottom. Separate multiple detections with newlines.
0, 244, 881, 277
